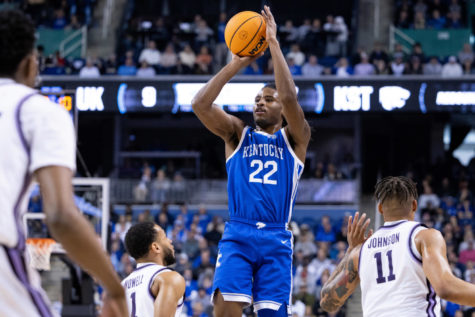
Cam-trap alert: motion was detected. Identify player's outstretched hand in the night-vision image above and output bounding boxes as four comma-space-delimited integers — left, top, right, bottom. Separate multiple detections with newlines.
347, 212, 373, 250
100, 291, 128, 317
261, 5, 277, 42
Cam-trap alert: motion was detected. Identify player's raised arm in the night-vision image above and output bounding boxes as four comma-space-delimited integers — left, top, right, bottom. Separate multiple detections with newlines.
320, 212, 372, 313
152, 271, 186, 317
36, 166, 127, 317
192, 54, 261, 144
418, 228, 475, 306
261, 6, 310, 161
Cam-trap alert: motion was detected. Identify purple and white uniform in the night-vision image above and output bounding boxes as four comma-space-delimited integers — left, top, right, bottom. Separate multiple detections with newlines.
122, 263, 184, 317
0, 78, 76, 316
359, 220, 441, 317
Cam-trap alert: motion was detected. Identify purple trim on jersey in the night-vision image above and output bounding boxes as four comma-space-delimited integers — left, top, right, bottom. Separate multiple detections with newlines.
379, 220, 407, 229
13, 93, 37, 251
358, 241, 365, 277
133, 263, 156, 272
4, 247, 53, 317
425, 279, 436, 317
148, 267, 172, 299
408, 224, 423, 264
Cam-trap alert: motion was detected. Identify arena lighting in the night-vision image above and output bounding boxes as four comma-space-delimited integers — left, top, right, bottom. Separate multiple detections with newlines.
173, 83, 266, 113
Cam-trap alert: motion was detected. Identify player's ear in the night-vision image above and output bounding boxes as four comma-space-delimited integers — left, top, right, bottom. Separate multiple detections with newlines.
377, 202, 384, 215
151, 241, 161, 254
411, 199, 418, 212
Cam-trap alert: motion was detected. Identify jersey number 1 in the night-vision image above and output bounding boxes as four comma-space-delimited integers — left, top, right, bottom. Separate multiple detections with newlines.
130, 292, 137, 317
374, 250, 396, 284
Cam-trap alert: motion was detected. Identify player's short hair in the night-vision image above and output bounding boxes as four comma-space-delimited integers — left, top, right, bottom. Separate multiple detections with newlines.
374, 176, 418, 206
124, 222, 158, 260
263, 82, 276, 90
0, 10, 36, 76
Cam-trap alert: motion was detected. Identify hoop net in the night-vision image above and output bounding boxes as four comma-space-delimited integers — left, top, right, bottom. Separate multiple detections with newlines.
26, 238, 56, 271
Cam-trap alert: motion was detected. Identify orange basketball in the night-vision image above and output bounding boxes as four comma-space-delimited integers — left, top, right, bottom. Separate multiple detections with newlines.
224, 11, 268, 57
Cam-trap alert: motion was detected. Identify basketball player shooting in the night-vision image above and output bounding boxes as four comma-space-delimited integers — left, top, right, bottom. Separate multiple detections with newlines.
121, 222, 185, 317
0, 10, 127, 317
192, 5, 311, 317
320, 176, 475, 316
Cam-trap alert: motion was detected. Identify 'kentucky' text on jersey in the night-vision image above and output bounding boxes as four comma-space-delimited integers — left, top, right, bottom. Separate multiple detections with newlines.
226, 126, 304, 224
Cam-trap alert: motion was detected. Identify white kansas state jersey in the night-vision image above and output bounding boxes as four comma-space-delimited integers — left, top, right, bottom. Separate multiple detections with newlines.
0, 78, 76, 249
122, 263, 184, 317
359, 220, 440, 317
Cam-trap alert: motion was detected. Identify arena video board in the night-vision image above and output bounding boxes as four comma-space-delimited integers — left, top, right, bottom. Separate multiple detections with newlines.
40, 76, 475, 114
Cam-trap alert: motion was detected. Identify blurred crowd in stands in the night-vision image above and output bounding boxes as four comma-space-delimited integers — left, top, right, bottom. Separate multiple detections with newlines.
26, 8, 474, 76
395, 0, 468, 30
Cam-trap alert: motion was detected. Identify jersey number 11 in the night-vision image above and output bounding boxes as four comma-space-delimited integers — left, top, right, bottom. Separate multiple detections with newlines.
374, 250, 396, 284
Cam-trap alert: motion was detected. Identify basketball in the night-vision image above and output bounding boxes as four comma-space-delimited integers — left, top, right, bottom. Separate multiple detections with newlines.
224, 11, 268, 57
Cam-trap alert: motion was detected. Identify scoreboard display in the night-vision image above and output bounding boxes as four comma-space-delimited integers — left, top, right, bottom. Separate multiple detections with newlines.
40, 86, 77, 133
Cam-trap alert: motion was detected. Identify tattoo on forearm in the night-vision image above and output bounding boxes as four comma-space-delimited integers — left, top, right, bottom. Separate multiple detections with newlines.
320, 251, 360, 312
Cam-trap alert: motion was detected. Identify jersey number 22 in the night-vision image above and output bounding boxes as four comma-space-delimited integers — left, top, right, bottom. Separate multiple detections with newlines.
249, 160, 278, 185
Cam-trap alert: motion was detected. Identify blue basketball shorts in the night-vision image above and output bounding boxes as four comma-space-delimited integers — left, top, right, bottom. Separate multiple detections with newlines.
212, 219, 293, 315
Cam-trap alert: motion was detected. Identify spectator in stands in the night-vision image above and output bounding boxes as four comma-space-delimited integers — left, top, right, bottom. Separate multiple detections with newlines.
104, 54, 118, 75
195, 46, 212, 74
419, 181, 440, 210
114, 214, 132, 242
66, 14, 81, 30
151, 17, 170, 50
243, 61, 263, 75
139, 40, 161, 68
303, 18, 325, 56
264, 58, 274, 75
287, 57, 302, 76
428, 9, 446, 29
118, 56, 137, 76
370, 42, 389, 65
295, 224, 318, 257
411, 42, 426, 62
298, 19, 312, 43
214, 12, 228, 71
334, 57, 353, 77
446, 11, 463, 28
458, 43, 474, 66
204, 216, 223, 247
396, 10, 411, 28
170, 172, 187, 203
412, 11, 427, 29
136, 61, 156, 77
442, 55, 463, 77
375, 59, 390, 74
293, 259, 318, 298
183, 224, 202, 259
334, 16, 349, 57
151, 169, 170, 203
178, 44, 196, 74
423, 56, 443, 75
52, 9, 67, 29
194, 20, 214, 51
190, 288, 212, 316
159, 43, 178, 74
391, 56, 407, 75
449, 0, 462, 17
79, 58, 100, 77
459, 241, 475, 265
315, 216, 336, 243
279, 20, 299, 47
406, 56, 424, 74
392, 43, 408, 62
430, 0, 447, 15
286, 44, 305, 66
325, 163, 343, 180
302, 55, 324, 77
354, 52, 375, 76
310, 248, 334, 282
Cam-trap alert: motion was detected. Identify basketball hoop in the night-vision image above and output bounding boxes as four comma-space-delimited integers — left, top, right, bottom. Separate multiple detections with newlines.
26, 238, 56, 271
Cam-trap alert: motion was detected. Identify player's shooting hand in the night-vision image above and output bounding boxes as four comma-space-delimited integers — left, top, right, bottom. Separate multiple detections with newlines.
261, 5, 277, 42
231, 52, 264, 68
347, 212, 373, 250
100, 290, 128, 317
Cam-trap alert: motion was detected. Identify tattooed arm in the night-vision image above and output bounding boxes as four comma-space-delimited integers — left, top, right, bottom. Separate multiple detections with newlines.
320, 245, 361, 312
320, 212, 372, 313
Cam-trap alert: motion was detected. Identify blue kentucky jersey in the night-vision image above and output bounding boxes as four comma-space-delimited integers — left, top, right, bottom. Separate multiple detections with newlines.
226, 126, 304, 224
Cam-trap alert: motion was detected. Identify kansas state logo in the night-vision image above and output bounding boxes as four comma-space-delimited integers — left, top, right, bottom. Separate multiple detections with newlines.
248, 36, 266, 55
